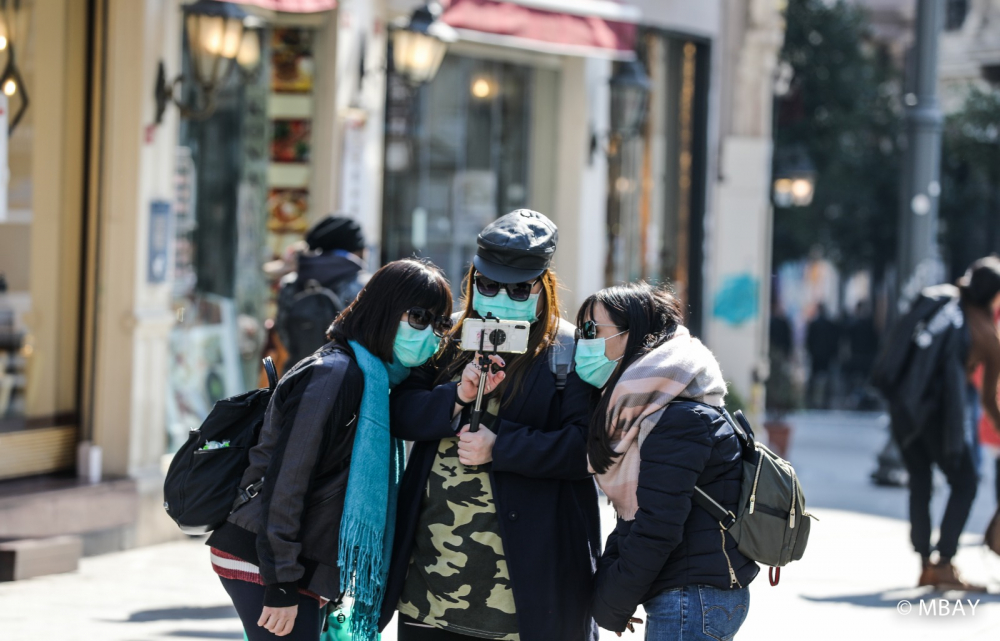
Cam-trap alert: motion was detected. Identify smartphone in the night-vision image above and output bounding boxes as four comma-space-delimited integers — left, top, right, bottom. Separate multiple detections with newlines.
460, 318, 531, 354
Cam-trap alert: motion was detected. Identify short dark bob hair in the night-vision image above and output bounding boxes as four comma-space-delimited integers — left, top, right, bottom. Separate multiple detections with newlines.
327, 258, 452, 362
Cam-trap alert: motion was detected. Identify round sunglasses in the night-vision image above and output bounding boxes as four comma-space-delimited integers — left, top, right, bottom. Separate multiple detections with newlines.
407, 306, 454, 337
474, 272, 540, 302
575, 320, 625, 341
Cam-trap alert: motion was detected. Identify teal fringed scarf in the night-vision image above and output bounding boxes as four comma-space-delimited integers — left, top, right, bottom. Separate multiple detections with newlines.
341, 341, 408, 641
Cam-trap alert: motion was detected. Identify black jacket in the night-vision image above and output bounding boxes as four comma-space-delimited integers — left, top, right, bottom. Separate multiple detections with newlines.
871, 285, 970, 467
592, 401, 758, 633
378, 339, 602, 641
207, 343, 363, 607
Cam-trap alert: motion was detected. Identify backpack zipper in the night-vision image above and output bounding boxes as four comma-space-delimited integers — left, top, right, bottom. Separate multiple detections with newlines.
789, 476, 797, 529
749, 448, 764, 515
720, 530, 742, 588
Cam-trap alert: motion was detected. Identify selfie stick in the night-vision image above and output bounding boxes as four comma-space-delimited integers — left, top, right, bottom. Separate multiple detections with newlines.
468, 313, 500, 433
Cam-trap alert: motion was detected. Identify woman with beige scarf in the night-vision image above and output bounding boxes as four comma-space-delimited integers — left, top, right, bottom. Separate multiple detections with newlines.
574, 283, 758, 640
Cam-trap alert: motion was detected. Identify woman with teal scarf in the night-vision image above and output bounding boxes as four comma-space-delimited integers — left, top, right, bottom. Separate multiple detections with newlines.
207, 258, 453, 641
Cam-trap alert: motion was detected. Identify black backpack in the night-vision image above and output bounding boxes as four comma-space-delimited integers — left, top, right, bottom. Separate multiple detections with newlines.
277, 279, 345, 371
163, 358, 277, 535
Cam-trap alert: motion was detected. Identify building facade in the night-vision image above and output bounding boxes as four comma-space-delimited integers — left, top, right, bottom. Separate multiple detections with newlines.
0, 0, 783, 556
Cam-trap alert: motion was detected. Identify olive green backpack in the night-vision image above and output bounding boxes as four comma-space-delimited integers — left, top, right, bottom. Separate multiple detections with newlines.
690, 406, 814, 586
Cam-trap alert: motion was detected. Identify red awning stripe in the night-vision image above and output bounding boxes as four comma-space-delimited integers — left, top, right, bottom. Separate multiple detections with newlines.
441, 0, 637, 59
233, 0, 336, 12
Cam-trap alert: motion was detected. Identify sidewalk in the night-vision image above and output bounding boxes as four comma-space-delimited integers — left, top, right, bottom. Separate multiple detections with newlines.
3, 412, 1000, 640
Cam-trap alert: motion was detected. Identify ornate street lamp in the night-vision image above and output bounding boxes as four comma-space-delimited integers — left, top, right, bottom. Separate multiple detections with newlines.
390, 2, 457, 86
772, 146, 816, 208
609, 59, 651, 140
154, 0, 258, 123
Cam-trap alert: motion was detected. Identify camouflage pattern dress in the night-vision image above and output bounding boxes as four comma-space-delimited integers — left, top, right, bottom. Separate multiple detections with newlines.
397, 396, 519, 640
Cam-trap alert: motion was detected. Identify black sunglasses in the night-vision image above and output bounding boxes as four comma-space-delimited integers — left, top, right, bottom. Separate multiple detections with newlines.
407, 307, 454, 338
575, 320, 624, 341
474, 272, 540, 302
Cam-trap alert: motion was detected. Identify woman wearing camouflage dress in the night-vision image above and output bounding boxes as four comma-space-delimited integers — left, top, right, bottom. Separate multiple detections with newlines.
377, 210, 601, 641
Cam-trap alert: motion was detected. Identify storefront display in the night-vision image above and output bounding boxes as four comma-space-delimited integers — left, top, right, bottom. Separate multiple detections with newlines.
166, 20, 325, 453
381, 54, 535, 284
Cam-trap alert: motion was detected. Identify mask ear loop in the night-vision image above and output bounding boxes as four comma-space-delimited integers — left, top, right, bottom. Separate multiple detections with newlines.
605, 330, 629, 362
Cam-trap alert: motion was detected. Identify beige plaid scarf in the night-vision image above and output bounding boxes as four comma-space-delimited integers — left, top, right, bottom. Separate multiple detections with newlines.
593, 325, 727, 521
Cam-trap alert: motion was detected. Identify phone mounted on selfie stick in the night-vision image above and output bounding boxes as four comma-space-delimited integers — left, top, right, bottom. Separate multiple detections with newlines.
468, 313, 503, 434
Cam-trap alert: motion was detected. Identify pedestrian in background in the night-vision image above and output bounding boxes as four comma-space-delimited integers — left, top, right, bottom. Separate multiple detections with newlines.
806, 303, 840, 409
873, 256, 1000, 591
207, 258, 453, 640
844, 301, 879, 409
765, 303, 800, 458
274, 215, 372, 373
379, 210, 601, 641
578, 282, 758, 641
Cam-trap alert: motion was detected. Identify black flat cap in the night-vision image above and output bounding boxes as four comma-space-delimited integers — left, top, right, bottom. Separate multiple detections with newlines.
305, 215, 365, 253
474, 209, 558, 283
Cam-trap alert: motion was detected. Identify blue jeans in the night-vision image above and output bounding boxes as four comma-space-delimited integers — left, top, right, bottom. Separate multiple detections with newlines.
643, 585, 750, 641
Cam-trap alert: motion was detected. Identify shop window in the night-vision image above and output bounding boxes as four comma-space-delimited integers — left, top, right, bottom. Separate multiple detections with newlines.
382, 55, 534, 286
606, 33, 709, 335
168, 24, 320, 452
0, 0, 88, 478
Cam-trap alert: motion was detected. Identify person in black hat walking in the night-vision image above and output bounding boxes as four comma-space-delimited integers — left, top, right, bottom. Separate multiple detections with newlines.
274, 215, 371, 373
378, 210, 601, 641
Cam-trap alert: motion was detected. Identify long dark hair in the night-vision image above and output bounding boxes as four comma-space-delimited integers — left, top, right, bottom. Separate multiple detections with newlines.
576, 282, 685, 473
327, 258, 452, 362
434, 266, 562, 406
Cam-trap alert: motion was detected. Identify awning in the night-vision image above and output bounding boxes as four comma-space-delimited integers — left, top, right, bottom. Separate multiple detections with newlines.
441, 0, 640, 60
233, 0, 336, 12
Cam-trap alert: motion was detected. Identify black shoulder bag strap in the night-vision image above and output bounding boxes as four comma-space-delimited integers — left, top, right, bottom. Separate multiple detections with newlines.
231, 354, 344, 513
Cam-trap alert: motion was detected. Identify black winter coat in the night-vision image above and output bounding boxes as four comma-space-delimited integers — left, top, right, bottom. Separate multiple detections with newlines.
377, 342, 602, 641
207, 343, 363, 607
592, 401, 758, 633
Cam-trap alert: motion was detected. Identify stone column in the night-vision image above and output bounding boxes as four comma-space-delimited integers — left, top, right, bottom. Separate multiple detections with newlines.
707, 0, 784, 413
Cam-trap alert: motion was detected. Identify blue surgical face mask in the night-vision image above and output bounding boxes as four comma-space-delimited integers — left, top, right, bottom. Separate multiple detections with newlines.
473, 290, 540, 322
393, 321, 441, 368
574, 331, 627, 388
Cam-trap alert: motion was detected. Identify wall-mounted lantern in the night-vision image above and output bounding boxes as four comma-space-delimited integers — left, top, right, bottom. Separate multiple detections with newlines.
0, 0, 29, 134
589, 58, 651, 163
609, 59, 651, 140
154, 0, 262, 124
390, 2, 457, 86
